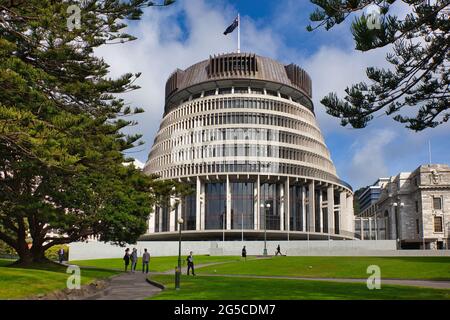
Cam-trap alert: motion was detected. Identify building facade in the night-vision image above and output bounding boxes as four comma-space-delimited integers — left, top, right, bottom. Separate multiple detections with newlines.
143, 52, 354, 241
355, 164, 450, 249
358, 178, 390, 213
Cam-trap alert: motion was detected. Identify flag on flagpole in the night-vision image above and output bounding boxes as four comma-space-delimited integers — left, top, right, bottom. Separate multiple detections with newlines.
223, 16, 239, 35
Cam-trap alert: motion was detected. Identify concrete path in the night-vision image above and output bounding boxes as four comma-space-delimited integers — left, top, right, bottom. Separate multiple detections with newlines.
179, 273, 450, 289
82, 272, 161, 300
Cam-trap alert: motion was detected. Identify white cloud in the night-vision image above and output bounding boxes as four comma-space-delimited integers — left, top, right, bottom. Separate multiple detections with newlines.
303, 45, 390, 133
95, 0, 282, 165
346, 129, 397, 188
95, 0, 449, 190
133, 159, 145, 169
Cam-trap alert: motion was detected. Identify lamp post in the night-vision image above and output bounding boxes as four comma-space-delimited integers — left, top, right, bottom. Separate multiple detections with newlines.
260, 202, 271, 256
175, 217, 183, 290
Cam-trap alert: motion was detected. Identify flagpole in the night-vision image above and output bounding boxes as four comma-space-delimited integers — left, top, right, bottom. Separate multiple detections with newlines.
237, 13, 240, 53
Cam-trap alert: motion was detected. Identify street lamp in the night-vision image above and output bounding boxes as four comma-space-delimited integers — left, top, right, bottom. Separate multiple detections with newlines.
175, 217, 183, 290
260, 202, 271, 256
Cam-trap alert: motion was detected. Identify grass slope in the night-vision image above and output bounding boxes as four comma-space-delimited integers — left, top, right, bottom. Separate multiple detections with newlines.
0, 259, 118, 300
148, 274, 450, 300
198, 256, 450, 280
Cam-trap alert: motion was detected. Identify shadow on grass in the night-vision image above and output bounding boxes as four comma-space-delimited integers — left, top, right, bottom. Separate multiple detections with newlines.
1, 258, 123, 275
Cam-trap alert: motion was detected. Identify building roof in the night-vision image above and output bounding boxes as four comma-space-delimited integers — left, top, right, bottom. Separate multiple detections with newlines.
163, 52, 313, 114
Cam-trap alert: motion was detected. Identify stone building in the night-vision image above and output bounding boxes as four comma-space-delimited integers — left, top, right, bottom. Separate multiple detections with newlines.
355, 164, 450, 249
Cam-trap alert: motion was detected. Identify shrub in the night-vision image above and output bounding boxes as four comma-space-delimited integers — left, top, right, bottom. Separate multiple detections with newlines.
45, 245, 70, 261
0, 240, 16, 258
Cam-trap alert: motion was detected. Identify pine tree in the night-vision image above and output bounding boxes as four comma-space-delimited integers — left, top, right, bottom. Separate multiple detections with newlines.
308, 0, 449, 131
0, 0, 181, 264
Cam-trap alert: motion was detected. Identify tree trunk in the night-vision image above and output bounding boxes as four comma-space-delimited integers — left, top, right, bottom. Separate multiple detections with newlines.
14, 241, 48, 265
15, 241, 33, 265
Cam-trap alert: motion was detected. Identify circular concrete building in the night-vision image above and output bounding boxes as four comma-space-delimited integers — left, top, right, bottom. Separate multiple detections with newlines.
143, 53, 354, 241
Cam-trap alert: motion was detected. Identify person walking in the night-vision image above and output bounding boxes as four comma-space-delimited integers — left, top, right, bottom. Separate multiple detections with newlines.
130, 248, 138, 272
275, 244, 282, 256
241, 246, 247, 261
123, 248, 131, 272
186, 251, 195, 276
142, 248, 150, 274
58, 247, 65, 264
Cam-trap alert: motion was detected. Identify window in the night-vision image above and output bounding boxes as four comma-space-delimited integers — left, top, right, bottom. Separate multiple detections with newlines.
204, 89, 216, 97
434, 216, 443, 232
234, 87, 248, 94
192, 92, 201, 99
416, 219, 420, 234
415, 200, 419, 212
433, 197, 442, 210
219, 87, 232, 95
251, 88, 263, 94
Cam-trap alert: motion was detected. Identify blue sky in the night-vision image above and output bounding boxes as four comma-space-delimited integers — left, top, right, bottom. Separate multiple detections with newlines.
97, 0, 450, 189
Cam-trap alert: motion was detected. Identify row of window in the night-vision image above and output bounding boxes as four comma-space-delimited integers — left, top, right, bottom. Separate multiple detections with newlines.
154, 182, 342, 233
153, 144, 334, 172
165, 87, 314, 115
153, 112, 323, 159
148, 161, 341, 185
156, 97, 318, 144
150, 128, 329, 160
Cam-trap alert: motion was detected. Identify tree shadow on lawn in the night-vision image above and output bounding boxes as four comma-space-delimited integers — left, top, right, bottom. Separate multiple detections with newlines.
1, 258, 121, 275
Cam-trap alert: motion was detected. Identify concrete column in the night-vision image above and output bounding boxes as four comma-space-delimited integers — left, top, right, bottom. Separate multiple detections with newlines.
169, 196, 176, 232
255, 175, 260, 230
285, 179, 290, 232
346, 194, 354, 235
158, 207, 163, 232
318, 190, 323, 233
226, 175, 231, 230
327, 186, 335, 234
339, 191, 346, 234
148, 206, 156, 233
308, 181, 315, 232
196, 176, 202, 230
280, 182, 285, 231
200, 181, 205, 230
301, 186, 306, 231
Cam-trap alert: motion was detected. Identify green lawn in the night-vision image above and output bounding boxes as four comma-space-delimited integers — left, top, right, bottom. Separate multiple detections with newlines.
71, 255, 244, 272
198, 256, 450, 280
148, 274, 450, 300
0, 259, 118, 300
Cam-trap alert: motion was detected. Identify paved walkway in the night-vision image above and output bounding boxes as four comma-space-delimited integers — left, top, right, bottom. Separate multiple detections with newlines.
82, 272, 161, 300
180, 273, 450, 289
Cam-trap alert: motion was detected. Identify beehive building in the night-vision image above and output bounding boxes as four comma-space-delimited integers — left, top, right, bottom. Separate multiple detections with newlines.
143, 53, 354, 241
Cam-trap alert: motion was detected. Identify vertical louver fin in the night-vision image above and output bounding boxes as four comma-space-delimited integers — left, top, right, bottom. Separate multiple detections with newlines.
208, 53, 258, 78
165, 69, 184, 99
285, 64, 312, 99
